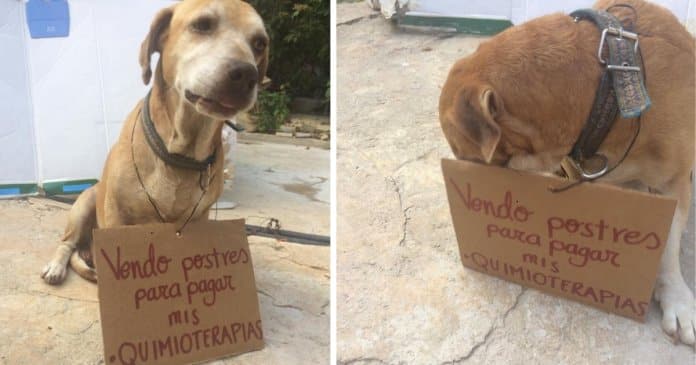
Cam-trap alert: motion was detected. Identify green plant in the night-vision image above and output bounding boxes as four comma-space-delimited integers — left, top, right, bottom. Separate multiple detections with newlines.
256, 90, 290, 133
247, 0, 330, 100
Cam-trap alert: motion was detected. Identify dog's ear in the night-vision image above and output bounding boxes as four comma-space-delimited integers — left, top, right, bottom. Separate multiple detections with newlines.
452, 86, 503, 163
139, 6, 175, 85
257, 41, 270, 87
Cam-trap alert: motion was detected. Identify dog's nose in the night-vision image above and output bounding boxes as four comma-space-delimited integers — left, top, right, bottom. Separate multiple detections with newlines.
228, 61, 258, 91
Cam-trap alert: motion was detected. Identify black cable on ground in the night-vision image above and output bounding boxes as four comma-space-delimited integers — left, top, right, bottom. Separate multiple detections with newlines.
44, 196, 330, 246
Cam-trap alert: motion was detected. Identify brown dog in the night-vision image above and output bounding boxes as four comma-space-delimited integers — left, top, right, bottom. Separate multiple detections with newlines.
439, 0, 695, 345
41, 0, 268, 285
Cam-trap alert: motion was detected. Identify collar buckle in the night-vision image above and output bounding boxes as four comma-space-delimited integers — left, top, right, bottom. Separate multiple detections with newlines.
561, 154, 609, 181
598, 27, 640, 65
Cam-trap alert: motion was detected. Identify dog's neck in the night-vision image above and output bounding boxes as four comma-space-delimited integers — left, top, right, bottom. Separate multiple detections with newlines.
147, 69, 223, 162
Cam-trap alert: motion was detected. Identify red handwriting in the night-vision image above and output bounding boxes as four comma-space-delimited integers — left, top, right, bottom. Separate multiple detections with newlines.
132, 274, 235, 309
486, 223, 541, 246
186, 275, 235, 306
100, 243, 172, 280
168, 309, 200, 327
181, 248, 249, 282
546, 217, 609, 240
450, 179, 534, 222
548, 239, 620, 268
521, 253, 560, 273
134, 282, 181, 309
115, 320, 263, 365
465, 251, 647, 317
547, 217, 661, 249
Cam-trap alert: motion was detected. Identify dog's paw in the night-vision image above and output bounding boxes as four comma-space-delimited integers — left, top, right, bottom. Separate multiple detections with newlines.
40, 262, 67, 285
83, 267, 98, 283
655, 279, 696, 346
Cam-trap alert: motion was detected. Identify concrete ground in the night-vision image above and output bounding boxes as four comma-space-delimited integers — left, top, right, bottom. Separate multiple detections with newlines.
337, 3, 695, 364
0, 141, 329, 364
225, 138, 330, 236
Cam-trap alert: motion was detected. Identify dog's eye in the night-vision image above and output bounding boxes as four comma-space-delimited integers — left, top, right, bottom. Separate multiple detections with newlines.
252, 37, 267, 53
191, 16, 216, 33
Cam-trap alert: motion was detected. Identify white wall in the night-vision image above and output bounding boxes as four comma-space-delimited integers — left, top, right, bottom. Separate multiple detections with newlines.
524, 0, 691, 22
0, 0, 174, 187
381, 0, 694, 25
28, 0, 174, 183
687, 0, 696, 32
0, 1, 37, 185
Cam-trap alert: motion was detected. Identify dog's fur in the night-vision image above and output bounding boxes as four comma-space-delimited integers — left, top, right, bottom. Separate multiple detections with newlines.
439, 0, 695, 345
41, 0, 268, 285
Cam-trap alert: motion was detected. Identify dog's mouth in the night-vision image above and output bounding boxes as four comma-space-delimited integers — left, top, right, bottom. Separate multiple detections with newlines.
184, 90, 239, 116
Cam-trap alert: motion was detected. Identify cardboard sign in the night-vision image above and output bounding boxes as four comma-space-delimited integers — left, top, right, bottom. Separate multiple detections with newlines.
93, 219, 264, 365
442, 159, 676, 321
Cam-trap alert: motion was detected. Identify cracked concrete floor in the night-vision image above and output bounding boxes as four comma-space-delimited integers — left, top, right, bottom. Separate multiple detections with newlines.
0, 142, 329, 364
336, 3, 695, 364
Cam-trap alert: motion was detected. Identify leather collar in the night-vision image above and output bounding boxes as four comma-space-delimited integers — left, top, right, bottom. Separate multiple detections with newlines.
140, 90, 217, 171
561, 8, 649, 180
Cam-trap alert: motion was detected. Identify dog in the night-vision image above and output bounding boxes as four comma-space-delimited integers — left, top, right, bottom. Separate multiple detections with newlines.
41, 0, 268, 285
439, 0, 695, 345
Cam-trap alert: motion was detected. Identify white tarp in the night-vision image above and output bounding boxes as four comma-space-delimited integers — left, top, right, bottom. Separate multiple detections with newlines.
28, 0, 174, 184
374, 0, 694, 25
0, 0, 175, 188
0, 1, 37, 186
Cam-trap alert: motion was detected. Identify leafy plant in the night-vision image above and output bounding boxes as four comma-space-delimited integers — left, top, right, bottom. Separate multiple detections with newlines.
255, 90, 290, 133
247, 0, 330, 100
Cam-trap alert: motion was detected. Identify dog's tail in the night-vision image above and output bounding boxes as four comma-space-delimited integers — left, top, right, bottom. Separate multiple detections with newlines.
69, 251, 97, 282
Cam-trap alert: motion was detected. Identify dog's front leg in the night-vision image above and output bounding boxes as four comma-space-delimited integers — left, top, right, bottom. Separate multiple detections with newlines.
654, 174, 695, 346
41, 242, 75, 285
41, 186, 97, 285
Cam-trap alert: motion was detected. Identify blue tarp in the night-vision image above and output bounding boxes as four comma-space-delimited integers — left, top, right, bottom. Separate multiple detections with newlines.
26, 0, 69, 38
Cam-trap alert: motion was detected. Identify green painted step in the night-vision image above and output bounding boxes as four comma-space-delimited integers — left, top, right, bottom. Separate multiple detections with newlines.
399, 15, 513, 35
42, 179, 98, 196
0, 183, 38, 197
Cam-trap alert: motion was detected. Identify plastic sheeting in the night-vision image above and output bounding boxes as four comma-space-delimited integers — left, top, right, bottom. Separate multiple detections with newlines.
0, 1, 37, 186
0, 0, 175, 188
374, 0, 693, 24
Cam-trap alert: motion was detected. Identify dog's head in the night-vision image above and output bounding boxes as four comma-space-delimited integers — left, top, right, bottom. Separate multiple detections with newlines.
139, 0, 269, 119
439, 52, 543, 166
